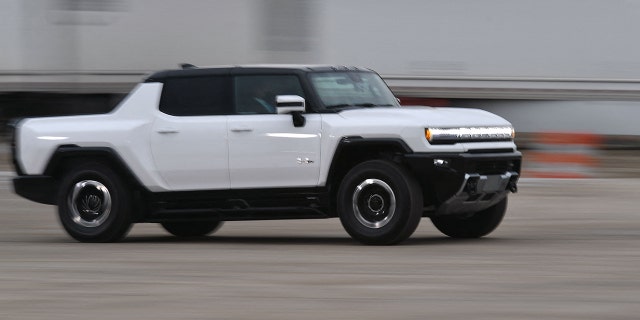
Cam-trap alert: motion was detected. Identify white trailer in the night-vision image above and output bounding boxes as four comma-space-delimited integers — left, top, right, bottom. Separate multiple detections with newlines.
2, 0, 640, 135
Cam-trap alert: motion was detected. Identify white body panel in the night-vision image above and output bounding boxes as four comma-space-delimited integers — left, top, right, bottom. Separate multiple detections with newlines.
150, 113, 229, 190
15, 82, 516, 192
17, 83, 171, 191
228, 114, 322, 188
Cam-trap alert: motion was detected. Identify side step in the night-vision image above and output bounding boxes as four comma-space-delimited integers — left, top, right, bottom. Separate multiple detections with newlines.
145, 207, 330, 223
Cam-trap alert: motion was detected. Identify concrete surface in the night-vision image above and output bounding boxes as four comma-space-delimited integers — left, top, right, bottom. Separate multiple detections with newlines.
1, 175, 639, 320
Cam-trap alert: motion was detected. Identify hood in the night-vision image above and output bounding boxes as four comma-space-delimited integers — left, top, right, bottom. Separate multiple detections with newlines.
336, 106, 512, 127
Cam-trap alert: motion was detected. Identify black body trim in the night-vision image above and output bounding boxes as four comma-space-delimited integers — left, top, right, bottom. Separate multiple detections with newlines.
13, 146, 147, 206
144, 187, 332, 222
12, 143, 522, 221
43, 146, 143, 185
403, 151, 522, 211
13, 176, 57, 205
337, 136, 413, 153
320, 136, 416, 215
325, 136, 413, 183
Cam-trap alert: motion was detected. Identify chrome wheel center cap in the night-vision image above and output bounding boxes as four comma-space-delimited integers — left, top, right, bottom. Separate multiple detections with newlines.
367, 194, 385, 214
69, 180, 112, 228
352, 178, 396, 229
81, 195, 102, 215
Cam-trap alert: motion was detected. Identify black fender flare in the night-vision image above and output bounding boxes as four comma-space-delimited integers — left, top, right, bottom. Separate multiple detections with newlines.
44, 145, 145, 189
324, 136, 413, 212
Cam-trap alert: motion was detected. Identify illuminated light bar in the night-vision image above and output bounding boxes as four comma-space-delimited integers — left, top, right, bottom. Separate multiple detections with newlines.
425, 127, 514, 144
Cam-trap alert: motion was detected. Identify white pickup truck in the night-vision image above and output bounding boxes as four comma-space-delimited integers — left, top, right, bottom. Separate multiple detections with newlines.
12, 65, 521, 244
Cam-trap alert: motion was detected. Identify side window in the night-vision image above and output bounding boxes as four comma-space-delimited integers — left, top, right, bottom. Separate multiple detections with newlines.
234, 75, 305, 115
159, 76, 231, 116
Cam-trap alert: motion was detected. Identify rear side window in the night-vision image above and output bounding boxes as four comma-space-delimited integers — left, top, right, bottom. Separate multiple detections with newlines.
159, 76, 231, 116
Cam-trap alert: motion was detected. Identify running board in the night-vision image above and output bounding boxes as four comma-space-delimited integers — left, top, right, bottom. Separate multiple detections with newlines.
145, 207, 330, 223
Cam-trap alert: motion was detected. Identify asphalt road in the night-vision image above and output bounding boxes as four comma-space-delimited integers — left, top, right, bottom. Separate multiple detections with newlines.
1, 174, 639, 320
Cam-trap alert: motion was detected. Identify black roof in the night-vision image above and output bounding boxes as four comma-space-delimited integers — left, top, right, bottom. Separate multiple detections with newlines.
145, 64, 373, 82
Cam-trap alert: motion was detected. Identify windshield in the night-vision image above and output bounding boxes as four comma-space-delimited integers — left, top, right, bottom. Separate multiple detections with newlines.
309, 71, 400, 110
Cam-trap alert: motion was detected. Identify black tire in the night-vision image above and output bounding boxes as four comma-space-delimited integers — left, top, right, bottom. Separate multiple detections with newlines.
337, 160, 423, 245
431, 197, 508, 238
161, 221, 224, 237
57, 162, 133, 242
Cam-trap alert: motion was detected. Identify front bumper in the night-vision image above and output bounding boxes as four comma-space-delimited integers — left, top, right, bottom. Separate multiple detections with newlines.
403, 151, 522, 216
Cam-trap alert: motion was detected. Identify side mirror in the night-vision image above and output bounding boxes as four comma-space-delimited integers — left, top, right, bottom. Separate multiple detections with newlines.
276, 95, 306, 127
276, 95, 306, 114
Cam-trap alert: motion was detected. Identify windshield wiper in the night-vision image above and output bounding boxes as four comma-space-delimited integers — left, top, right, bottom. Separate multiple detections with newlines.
354, 103, 377, 108
325, 103, 395, 109
325, 103, 353, 109
355, 103, 395, 107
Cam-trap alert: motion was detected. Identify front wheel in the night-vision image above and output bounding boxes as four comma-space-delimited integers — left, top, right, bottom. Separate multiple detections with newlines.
338, 160, 423, 245
57, 162, 133, 242
431, 198, 508, 238
161, 221, 224, 237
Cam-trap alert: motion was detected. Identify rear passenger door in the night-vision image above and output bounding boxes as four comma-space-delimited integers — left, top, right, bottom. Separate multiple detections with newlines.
228, 74, 322, 189
150, 75, 232, 190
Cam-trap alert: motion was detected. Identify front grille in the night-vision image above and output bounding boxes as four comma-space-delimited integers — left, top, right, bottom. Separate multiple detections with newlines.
472, 160, 516, 175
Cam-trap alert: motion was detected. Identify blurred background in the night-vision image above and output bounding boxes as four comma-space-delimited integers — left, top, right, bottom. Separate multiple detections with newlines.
2, 0, 640, 177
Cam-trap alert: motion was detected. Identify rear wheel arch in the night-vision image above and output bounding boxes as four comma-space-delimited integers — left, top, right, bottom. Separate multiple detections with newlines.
45, 146, 148, 222
45, 146, 144, 189
57, 161, 134, 242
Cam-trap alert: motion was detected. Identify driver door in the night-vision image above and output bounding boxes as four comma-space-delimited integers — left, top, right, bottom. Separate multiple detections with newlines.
228, 75, 322, 189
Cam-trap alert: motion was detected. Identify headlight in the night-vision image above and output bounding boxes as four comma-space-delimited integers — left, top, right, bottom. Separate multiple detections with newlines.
425, 126, 515, 144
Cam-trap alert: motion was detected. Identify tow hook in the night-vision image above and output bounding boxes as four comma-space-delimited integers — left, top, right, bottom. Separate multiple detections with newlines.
507, 177, 518, 193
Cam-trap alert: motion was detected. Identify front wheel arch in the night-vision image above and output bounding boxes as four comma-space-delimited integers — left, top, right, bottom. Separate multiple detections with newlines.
326, 138, 413, 215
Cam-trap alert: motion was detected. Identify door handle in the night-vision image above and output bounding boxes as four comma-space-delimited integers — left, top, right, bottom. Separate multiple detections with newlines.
230, 128, 253, 133
157, 128, 179, 134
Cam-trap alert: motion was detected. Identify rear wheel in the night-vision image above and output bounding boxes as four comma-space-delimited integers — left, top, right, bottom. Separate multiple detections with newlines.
338, 160, 423, 245
161, 221, 224, 237
431, 198, 507, 238
57, 162, 133, 242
